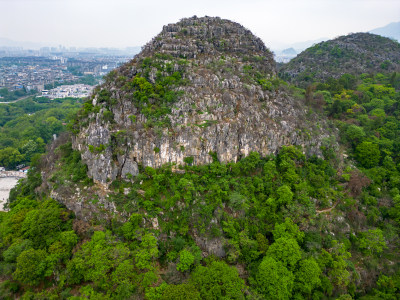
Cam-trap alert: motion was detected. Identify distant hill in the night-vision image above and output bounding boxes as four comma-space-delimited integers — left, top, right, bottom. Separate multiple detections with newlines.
286, 37, 329, 52
282, 47, 297, 55
274, 47, 298, 63
369, 21, 400, 42
0, 37, 44, 49
279, 32, 400, 87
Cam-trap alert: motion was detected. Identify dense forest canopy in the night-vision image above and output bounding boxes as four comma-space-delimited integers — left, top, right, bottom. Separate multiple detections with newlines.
0, 97, 82, 169
1, 72, 399, 299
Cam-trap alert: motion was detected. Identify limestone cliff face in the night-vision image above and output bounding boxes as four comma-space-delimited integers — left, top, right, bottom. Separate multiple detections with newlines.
73, 16, 333, 184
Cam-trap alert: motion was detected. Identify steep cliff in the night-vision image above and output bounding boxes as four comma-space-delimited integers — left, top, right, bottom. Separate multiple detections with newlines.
72, 16, 334, 185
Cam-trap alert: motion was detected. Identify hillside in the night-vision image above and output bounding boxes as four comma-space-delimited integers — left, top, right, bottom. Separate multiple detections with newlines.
1, 17, 400, 300
279, 32, 400, 87
70, 16, 331, 188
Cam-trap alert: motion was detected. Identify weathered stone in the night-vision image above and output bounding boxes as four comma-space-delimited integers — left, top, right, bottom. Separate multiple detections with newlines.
72, 16, 336, 185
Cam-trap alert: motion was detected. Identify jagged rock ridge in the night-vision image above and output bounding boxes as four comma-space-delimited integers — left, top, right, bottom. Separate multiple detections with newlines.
72, 16, 333, 184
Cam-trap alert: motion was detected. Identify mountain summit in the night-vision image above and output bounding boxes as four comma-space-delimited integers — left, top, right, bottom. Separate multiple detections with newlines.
71, 16, 331, 184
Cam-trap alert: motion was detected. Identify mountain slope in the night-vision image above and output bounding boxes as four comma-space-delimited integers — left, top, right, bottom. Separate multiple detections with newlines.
279, 32, 400, 87
70, 16, 332, 187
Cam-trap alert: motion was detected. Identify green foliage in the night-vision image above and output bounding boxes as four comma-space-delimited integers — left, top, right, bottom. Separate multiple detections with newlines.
294, 258, 322, 295
134, 233, 159, 270
266, 237, 302, 269
0, 87, 36, 102
102, 109, 114, 122
66, 230, 131, 289
372, 274, 400, 299
176, 249, 195, 272
107, 56, 187, 128
190, 261, 245, 299
50, 142, 91, 186
355, 142, 381, 168
319, 241, 352, 288
273, 217, 305, 243
21, 199, 71, 248
276, 185, 294, 206
0, 97, 81, 169
183, 156, 194, 165
12, 248, 48, 286
3, 239, 32, 263
161, 283, 201, 300
345, 125, 366, 146
358, 229, 387, 256
255, 256, 294, 299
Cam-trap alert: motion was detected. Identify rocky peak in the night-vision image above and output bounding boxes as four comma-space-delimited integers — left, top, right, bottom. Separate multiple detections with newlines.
141, 16, 271, 60
71, 16, 334, 185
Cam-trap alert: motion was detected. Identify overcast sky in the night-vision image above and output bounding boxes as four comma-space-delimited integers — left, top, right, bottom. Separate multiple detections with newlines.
1, 0, 399, 50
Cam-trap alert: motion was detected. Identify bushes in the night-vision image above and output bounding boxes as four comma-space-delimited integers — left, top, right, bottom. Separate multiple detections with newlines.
355, 142, 381, 168
0, 197, 76, 288
255, 256, 294, 299
161, 283, 201, 300
190, 261, 245, 299
1, 141, 399, 298
52, 142, 91, 185
13, 248, 48, 286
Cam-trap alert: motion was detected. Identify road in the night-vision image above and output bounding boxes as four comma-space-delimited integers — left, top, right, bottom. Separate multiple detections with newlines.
0, 95, 35, 104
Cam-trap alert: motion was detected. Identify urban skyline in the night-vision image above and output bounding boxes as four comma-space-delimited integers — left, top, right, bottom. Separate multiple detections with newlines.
1, 0, 399, 50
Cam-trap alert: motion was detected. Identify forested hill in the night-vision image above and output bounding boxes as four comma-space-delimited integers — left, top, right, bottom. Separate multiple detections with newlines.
279, 32, 400, 87
1, 17, 400, 299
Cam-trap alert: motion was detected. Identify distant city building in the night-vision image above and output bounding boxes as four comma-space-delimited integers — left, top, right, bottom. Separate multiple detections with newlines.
42, 84, 94, 99
0, 53, 132, 94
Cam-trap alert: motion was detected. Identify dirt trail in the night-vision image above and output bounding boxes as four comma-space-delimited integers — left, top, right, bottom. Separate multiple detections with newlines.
316, 200, 340, 214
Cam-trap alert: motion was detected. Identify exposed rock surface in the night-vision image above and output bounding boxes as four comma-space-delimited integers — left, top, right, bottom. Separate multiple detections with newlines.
72, 16, 334, 184
279, 32, 400, 87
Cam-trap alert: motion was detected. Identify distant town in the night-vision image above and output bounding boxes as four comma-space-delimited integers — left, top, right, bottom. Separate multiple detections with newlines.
0, 45, 140, 99
42, 84, 94, 99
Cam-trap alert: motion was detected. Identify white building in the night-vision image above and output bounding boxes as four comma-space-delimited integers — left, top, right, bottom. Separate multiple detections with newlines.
42, 84, 94, 99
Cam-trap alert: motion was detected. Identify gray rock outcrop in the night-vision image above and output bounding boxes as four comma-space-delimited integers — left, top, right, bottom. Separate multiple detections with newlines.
72, 16, 334, 184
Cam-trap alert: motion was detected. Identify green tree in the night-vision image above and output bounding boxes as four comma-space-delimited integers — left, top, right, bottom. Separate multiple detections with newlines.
161, 283, 201, 300
266, 237, 302, 269
294, 258, 322, 296
2, 239, 33, 263
372, 274, 400, 299
345, 125, 365, 146
359, 228, 387, 256
190, 261, 245, 299
255, 256, 294, 300
21, 199, 68, 248
0, 147, 24, 169
276, 185, 294, 206
135, 233, 159, 270
273, 217, 305, 243
13, 248, 48, 286
355, 141, 380, 168
66, 231, 131, 289
319, 241, 352, 288
176, 249, 195, 272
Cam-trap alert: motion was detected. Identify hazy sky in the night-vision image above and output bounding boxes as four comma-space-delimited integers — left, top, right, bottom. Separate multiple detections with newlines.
1, 0, 399, 50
